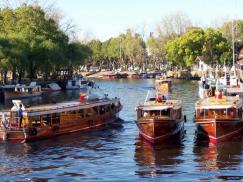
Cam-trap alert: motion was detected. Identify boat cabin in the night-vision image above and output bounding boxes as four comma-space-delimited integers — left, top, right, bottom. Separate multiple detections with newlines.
137, 100, 182, 120
195, 96, 243, 120
155, 79, 172, 93
0, 97, 121, 132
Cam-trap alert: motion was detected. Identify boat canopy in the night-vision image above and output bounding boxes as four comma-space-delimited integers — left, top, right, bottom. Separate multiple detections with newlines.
138, 105, 173, 111
197, 105, 236, 109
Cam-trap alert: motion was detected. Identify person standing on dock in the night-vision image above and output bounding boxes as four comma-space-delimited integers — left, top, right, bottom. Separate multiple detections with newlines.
17, 104, 23, 128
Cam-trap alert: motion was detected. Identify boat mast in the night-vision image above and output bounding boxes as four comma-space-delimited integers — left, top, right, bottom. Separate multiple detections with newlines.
232, 19, 236, 76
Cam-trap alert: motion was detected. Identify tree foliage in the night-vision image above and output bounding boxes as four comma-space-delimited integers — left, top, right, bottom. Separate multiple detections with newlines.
165, 28, 231, 68
0, 4, 91, 82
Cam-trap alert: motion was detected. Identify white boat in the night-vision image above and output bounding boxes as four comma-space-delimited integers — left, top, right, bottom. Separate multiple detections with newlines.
0, 82, 42, 99
42, 83, 62, 92
66, 76, 95, 90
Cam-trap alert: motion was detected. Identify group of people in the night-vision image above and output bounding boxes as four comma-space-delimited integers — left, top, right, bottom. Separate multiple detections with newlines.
1, 104, 23, 129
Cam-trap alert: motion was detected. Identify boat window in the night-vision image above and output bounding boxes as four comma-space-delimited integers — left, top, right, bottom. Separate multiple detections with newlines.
105, 104, 111, 112
78, 109, 84, 117
31, 115, 41, 127
200, 109, 208, 116
161, 109, 170, 116
85, 108, 93, 117
93, 106, 99, 115
70, 110, 77, 114
175, 108, 182, 119
42, 114, 52, 126
81, 81, 87, 84
52, 113, 60, 125
100, 106, 106, 115
238, 108, 242, 118
111, 103, 115, 109
226, 108, 236, 118
150, 110, 160, 116
72, 80, 75, 86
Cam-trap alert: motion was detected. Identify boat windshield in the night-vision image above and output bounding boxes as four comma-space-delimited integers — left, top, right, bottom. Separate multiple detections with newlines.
142, 109, 170, 117
196, 108, 239, 119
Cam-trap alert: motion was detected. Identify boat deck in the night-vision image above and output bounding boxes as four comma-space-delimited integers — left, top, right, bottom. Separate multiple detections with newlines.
27, 98, 114, 111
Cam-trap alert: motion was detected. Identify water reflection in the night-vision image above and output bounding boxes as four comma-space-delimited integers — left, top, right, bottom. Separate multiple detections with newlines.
0, 121, 124, 181
193, 140, 242, 171
134, 135, 185, 178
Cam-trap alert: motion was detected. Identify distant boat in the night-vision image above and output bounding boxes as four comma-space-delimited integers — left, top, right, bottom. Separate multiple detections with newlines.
42, 83, 62, 92
0, 82, 42, 100
66, 76, 95, 89
135, 92, 184, 143
0, 93, 122, 143
194, 94, 243, 143
155, 77, 172, 94
100, 72, 121, 79
127, 72, 141, 79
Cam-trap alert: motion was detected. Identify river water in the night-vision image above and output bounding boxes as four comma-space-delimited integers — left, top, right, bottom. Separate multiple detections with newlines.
1, 79, 243, 181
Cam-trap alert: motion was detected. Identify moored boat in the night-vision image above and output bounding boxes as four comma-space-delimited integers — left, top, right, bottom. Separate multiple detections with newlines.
42, 82, 62, 92
0, 94, 122, 143
135, 95, 184, 143
155, 77, 172, 93
66, 76, 95, 90
194, 95, 243, 143
0, 82, 42, 100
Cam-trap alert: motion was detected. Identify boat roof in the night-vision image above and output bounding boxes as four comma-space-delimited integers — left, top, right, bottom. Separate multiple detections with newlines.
195, 96, 242, 109
137, 99, 182, 110
9, 98, 120, 116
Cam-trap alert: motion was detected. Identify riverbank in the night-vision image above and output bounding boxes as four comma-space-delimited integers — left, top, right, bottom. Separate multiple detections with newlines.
81, 70, 205, 80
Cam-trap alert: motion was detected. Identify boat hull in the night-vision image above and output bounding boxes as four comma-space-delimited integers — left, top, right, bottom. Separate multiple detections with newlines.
0, 112, 120, 143
135, 118, 184, 143
195, 119, 243, 143
4, 91, 42, 99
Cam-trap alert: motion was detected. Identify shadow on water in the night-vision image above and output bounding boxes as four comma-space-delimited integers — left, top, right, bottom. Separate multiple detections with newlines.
134, 133, 185, 178
0, 120, 124, 181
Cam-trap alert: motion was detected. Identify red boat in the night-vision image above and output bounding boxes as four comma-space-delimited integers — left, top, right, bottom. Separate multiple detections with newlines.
194, 95, 243, 143
136, 97, 184, 143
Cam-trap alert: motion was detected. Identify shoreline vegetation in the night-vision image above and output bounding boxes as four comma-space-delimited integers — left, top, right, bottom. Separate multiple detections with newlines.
0, 2, 242, 84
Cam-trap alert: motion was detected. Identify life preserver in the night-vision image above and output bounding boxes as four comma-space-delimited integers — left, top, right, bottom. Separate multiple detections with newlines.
207, 89, 212, 97
31, 127, 37, 135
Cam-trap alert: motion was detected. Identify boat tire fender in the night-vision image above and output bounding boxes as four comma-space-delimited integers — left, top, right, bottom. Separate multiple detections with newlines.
207, 89, 212, 97
184, 115, 187, 123
31, 127, 37, 136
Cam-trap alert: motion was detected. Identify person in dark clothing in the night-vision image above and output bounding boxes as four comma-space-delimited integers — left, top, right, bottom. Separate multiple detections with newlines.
17, 104, 23, 128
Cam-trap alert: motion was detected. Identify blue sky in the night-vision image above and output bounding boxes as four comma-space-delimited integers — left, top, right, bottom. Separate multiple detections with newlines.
56, 0, 241, 41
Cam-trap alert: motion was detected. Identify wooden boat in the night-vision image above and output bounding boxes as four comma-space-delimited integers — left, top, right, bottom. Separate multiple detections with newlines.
0, 82, 42, 100
100, 72, 121, 79
155, 78, 172, 93
0, 95, 122, 143
194, 94, 243, 143
136, 96, 184, 143
236, 48, 243, 82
